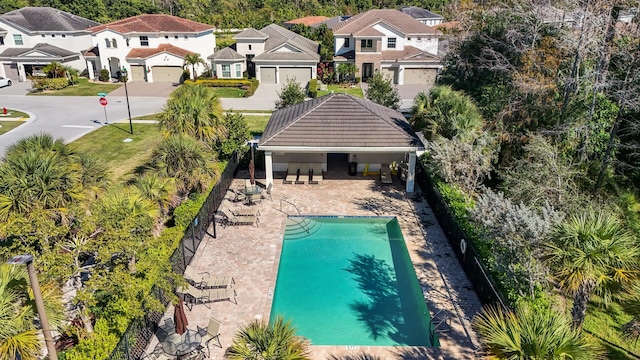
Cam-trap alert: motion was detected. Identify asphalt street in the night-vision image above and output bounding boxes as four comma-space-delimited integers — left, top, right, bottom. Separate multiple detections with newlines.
0, 94, 167, 156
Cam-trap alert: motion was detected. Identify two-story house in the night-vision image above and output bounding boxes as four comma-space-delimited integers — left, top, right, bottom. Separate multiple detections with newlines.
85, 14, 215, 83
399, 6, 444, 26
333, 9, 441, 85
0, 7, 98, 81
210, 24, 319, 86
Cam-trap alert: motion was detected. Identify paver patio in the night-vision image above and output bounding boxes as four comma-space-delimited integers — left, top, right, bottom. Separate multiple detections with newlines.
146, 169, 483, 360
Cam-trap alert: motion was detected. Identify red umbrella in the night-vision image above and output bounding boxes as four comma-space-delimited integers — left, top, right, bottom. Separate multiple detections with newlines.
173, 298, 188, 335
249, 159, 255, 186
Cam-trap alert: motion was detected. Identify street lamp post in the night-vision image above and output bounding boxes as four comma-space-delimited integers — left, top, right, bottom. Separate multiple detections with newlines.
121, 67, 133, 135
7, 255, 58, 360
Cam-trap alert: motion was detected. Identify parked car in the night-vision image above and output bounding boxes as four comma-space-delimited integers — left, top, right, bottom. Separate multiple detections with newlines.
0, 77, 12, 87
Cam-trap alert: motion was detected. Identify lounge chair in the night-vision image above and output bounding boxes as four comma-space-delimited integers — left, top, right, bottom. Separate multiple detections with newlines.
197, 317, 223, 357
179, 284, 212, 310
184, 268, 235, 289
284, 163, 299, 184
219, 207, 258, 227
310, 163, 323, 184
221, 199, 260, 217
207, 287, 237, 304
380, 163, 393, 184
296, 163, 310, 184
228, 188, 246, 203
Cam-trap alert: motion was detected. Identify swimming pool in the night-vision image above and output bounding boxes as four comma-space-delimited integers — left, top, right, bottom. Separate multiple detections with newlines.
270, 216, 437, 346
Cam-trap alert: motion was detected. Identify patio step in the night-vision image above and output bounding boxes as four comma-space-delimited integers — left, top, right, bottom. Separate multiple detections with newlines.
284, 217, 321, 239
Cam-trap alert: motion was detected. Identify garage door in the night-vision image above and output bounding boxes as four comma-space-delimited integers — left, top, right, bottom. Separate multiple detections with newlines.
151, 66, 183, 83
279, 67, 311, 85
260, 67, 276, 84
3, 63, 19, 80
130, 65, 145, 82
380, 67, 398, 84
403, 68, 438, 85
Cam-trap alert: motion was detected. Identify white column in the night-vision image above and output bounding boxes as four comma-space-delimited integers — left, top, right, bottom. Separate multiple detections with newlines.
398, 66, 404, 85
265, 151, 273, 188
275, 66, 279, 83
17, 64, 26, 82
87, 60, 95, 80
145, 63, 154, 83
406, 152, 416, 193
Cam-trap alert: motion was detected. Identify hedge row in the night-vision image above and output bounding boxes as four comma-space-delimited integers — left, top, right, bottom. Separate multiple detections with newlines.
31, 77, 69, 91
308, 79, 318, 98
184, 78, 259, 97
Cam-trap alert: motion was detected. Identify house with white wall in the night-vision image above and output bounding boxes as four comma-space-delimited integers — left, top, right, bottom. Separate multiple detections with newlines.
399, 6, 444, 26
0, 7, 98, 81
219, 24, 319, 85
333, 9, 442, 85
85, 14, 215, 83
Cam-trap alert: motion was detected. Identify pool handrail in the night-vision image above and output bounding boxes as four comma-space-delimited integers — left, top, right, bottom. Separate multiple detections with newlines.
279, 199, 310, 233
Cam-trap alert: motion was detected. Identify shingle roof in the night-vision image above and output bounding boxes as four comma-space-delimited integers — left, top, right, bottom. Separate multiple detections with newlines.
126, 43, 193, 59
312, 16, 351, 29
83, 45, 99, 57
209, 46, 244, 60
333, 9, 438, 36
252, 24, 320, 62
0, 43, 76, 58
399, 6, 444, 20
0, 7, 99, 32
283, 16, 330, 27
381, 45, 440, 62
87, 14, 214, 34
234, 28, 268, 39
259, 93, 421, 148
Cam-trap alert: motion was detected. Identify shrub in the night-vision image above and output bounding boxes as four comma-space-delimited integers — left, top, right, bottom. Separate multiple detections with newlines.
172, 191, 208, 229
355, 77, 361, 84
308, 79, 318, 98
31, 77, 70, 91
244, 79, 259, 97
99, 69, 110, 82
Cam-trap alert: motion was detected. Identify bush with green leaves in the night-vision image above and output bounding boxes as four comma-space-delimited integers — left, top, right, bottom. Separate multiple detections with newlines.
275, 78, 306, 109
213, 112, 250, 160
308, 78, 318, 98
30, 77, 70, 91
99, 69, 110, 82
365, 71, 400, 110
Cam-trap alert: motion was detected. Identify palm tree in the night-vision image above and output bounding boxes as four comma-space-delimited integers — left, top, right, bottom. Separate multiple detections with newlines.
132, 174, 176, 215
149, 135, 215, 195
226, 316, 310, 360
5, 133, 70, 158
0, 263, 65, 360
159, 84, 226, 142
410, 86, 483, 141
543, 211, 640, 329
183, 53, 205, 80
473, 302, 600, 359
43, 61, 65, 78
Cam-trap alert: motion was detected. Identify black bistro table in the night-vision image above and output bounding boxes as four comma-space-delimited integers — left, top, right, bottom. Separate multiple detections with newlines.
162, 329, 202, 359
240, 185, 263, 205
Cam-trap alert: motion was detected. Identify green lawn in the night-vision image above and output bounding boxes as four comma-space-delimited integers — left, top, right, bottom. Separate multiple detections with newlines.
317, 84, 364, 98
132, 113, 162, 120
29, 78, 122, 96
583, 296, 640, 359
244, 115, 270, 136
69, 123, 163, 181
0, 121, 25, 135
0, 109, 29, 118
212, 87, 245, 98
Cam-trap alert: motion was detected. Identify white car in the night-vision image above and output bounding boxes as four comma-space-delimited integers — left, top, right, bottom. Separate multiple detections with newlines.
0, 77, 12, 87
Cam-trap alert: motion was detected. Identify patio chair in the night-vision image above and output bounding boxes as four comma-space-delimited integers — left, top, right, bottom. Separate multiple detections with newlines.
197, 317, 223, 357
262, 183, 273, 200
208, 287, 237, 304
179, 284, 211, 311
163, 318, 176, 336
296, 163, 310, 184
284, 163, 299, 184
380, 163, 393, 184
228, 188, 246, 203
221, 199, 260, 217
310, 163, 323, 184
218, 207, 258, 227
187, 268, 235, 290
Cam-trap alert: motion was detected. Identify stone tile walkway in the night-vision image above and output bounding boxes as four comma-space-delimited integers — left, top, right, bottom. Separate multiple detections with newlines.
145, 171, 482, 359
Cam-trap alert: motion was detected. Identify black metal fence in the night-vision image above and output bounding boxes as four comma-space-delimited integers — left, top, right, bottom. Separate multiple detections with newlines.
415, 163, 509, 309
108, 153, 240, 360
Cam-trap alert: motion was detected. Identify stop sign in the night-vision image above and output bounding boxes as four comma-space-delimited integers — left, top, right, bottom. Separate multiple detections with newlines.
99, 97, 108, 106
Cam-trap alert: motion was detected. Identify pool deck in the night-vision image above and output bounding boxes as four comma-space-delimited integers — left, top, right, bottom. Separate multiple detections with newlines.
146, 171, 483, 359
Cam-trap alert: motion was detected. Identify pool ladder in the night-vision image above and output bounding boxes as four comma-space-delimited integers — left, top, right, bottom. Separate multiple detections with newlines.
429, 309, 451, 344
279, 199, 310, 234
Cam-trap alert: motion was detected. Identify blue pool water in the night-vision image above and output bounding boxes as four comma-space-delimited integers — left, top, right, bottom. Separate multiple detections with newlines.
270, 216, 437, 346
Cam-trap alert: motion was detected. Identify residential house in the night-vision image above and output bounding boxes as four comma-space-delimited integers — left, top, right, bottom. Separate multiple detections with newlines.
399, 6, 444, 26
215, 24, 319, 85
85, 14, 215, 83
208, 47, 246, 79
333, 9, 441, 85
283, 16, 329, 29
0, 7, 99, 81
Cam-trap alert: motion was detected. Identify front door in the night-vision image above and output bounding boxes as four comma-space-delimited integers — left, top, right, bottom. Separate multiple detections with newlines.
362, 63, 373, 81
246, 55, 255, 78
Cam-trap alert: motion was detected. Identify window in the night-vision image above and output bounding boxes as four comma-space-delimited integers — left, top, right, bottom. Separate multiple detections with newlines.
407, 37, 411, 41
248, 44, 252, 50
61, 34, 66, 38
387, 38, 396, 49
51, 34, 56, 38
165, 35, 169, 39
360, 39, 373, 49
235, 64, 241, 77
111, 39, 117, 48
126, 38, 130, 46
222, 64, 231, 77
41, 34, 45, 37
344, 38, 350, 47
0, 36, 4, 45
175, 35, 179, 39
104, 38, 111, 48
140, 36, 149, 46
184, 35, 188, 39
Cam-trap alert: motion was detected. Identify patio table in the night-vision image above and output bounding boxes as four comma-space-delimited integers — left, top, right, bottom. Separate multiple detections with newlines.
162, 329, 202, 359
240, 185, 263, 205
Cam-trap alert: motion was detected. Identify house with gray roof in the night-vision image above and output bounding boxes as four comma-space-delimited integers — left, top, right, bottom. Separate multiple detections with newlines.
399, 6, 444, 26
333, 9, 441, 85
0, 7, 99, 81
258, 93, 423, 192
226, 24, 320, 85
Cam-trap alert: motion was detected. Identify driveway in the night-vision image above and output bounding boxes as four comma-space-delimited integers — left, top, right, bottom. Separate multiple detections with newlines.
108, 81, 179, 97
220, 83, 281, 111
0, 80, 33, 96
